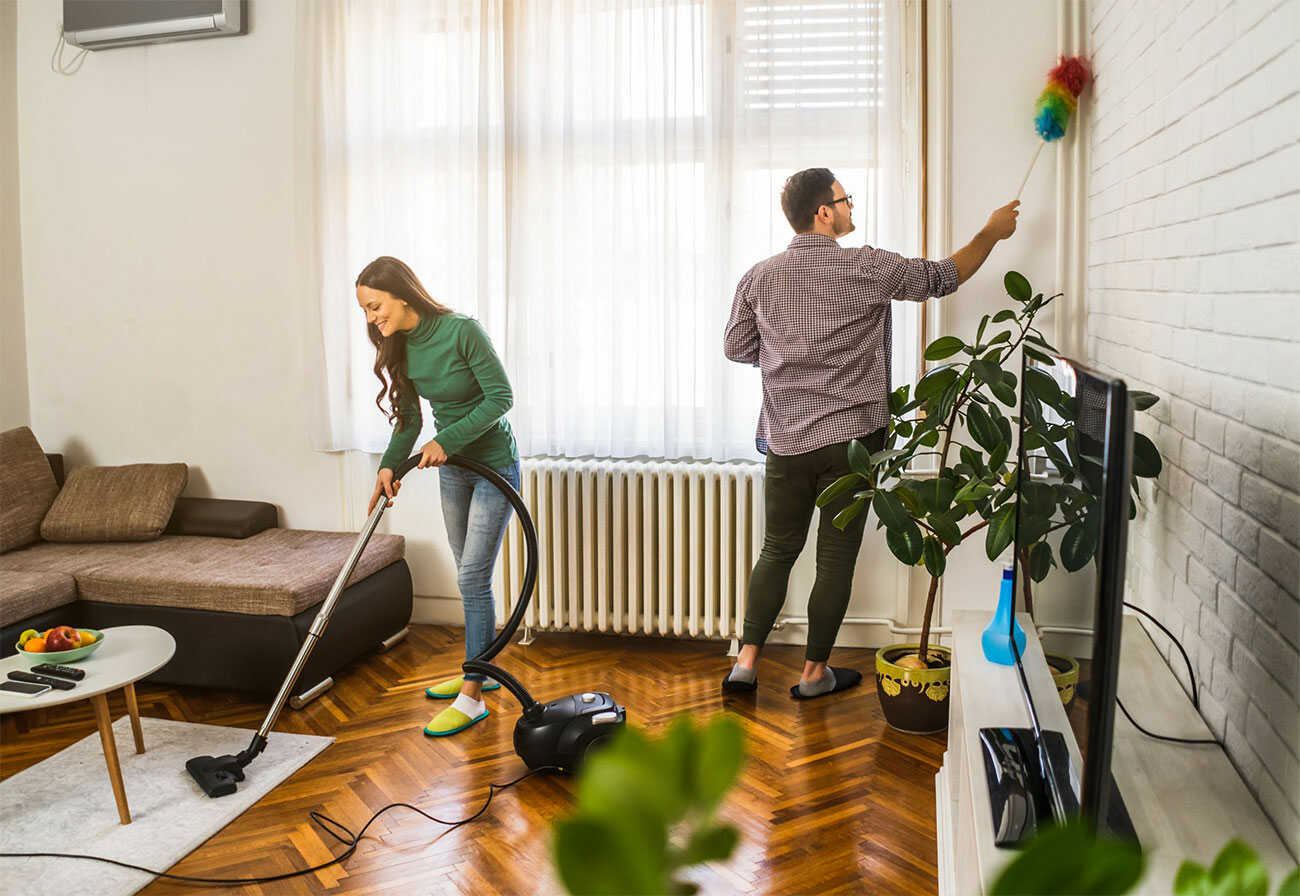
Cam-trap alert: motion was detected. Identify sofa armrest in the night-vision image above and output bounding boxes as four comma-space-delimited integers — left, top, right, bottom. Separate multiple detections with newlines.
165, 497, 278, 538
44, 453, 65, 487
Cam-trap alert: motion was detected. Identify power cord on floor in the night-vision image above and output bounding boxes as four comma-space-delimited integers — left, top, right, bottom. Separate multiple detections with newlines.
1119, 601, 1219, 746
0, 765, 559, 886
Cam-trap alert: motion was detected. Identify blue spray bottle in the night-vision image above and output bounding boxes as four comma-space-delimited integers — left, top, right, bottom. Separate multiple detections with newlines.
982, 562, 1026, 665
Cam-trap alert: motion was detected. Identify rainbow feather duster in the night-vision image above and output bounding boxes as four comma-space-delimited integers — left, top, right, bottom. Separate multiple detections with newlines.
1017, 55, 1094, 197
1033, 56, 1092, 141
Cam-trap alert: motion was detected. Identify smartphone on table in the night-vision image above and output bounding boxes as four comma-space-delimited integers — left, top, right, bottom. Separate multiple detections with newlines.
0, 680, 52, 697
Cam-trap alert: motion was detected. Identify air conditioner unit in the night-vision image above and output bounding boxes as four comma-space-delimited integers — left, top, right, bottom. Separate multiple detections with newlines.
63, 1, 246, 51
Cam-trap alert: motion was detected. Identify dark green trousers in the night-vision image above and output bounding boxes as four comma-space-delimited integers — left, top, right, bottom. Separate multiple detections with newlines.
742, 430, 886, 663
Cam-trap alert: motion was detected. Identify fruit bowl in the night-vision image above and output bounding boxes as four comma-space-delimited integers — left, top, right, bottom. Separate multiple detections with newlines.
15, 629, 105, 665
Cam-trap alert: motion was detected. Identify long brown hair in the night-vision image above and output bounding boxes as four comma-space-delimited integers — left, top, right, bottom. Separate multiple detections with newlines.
355, 256, 453, 432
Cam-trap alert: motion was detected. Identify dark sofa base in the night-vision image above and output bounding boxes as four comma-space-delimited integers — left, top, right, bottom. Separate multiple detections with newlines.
1, 604, 78, 650
2, 561, 414, 701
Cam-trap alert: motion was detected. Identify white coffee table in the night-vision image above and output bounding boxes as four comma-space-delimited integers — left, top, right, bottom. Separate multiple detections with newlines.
0, 625, 176, 824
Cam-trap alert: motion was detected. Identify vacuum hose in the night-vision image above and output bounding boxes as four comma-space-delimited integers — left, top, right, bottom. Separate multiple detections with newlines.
390, 454, 540, 711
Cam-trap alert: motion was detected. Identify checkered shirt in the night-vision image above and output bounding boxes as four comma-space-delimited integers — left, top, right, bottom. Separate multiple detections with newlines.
724, 233, 960, 456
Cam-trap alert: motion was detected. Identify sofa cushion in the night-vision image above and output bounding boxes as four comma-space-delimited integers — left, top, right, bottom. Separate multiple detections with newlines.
41, 463, 189, 543
165, 497, 278, 539
0, 540, 159, 576
0, 427, 60, 554
73, 529, 406, 616
0, 570, 78, 628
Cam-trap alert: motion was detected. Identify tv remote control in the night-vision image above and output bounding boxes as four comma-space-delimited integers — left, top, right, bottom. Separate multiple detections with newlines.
31, 663, 86, 681
8, 670, 76, 691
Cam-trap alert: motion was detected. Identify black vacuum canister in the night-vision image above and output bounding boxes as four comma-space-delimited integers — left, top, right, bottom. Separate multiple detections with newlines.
513, 691, 626, 772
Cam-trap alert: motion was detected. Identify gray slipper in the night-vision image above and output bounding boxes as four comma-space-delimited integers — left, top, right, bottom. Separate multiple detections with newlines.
790, 666, 862, 700
721, 664, 758, 693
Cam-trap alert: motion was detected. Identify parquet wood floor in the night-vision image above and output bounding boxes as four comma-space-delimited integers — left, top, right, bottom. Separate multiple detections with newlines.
1, 625, 945, 895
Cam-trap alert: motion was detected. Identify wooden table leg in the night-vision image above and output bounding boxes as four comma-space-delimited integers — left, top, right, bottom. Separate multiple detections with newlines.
123, 682, 145, 754
91, 694, 131, 825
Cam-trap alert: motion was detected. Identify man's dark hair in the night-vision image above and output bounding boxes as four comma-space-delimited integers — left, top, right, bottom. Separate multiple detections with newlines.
781, 168, 836, 232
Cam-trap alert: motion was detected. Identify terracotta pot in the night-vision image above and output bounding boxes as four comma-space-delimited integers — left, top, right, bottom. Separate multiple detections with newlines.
1046, 653, 1079, 712
875, 643, 952, 734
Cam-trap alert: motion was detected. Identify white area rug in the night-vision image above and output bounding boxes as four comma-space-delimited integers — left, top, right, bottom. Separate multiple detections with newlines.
0, 717, 333, 896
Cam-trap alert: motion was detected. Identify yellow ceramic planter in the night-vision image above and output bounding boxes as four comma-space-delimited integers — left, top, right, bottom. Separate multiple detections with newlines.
1046, 653, 1080, 712
875, 643, 952, 734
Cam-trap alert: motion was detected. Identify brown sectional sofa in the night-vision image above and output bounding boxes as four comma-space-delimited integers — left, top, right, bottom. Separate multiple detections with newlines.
0, 431, 413, 705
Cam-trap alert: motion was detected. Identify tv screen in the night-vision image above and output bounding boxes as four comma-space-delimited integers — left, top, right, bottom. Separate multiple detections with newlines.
1009, 351, 1138, 840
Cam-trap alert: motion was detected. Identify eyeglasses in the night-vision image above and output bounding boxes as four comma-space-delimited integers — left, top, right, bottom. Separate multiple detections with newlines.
828, 194, 854, 207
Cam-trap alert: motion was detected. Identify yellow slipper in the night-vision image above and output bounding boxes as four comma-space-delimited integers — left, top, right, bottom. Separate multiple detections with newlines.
423, 704, 490, 737
425, 676, 501, 699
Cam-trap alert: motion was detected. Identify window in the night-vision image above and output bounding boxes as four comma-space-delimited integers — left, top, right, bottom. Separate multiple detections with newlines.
307, 0, 922, 462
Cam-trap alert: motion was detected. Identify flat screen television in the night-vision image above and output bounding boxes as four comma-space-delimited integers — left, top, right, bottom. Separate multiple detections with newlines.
980, 352, 1138, 845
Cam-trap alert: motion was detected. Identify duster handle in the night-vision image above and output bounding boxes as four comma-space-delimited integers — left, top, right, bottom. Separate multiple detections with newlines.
1016, 141, 1046, 200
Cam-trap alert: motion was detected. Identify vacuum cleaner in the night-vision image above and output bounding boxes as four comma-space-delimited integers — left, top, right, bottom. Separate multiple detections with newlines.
187, 453, 627, 798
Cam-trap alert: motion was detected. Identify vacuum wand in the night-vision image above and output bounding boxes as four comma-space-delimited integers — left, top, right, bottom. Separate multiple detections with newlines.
187, 496, 392, 797
258, 499, 390, 739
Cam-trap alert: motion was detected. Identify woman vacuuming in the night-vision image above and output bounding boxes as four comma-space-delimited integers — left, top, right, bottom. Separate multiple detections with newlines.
357, 256, 520, 738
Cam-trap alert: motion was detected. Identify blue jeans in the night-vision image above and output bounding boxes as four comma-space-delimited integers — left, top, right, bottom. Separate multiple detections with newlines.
439, 460, 521, 682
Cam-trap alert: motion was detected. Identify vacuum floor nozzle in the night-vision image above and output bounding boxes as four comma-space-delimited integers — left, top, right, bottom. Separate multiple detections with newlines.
186, 754, 246, 798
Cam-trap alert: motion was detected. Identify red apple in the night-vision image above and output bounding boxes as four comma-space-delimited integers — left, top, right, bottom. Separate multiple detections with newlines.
45, 626, 78, 652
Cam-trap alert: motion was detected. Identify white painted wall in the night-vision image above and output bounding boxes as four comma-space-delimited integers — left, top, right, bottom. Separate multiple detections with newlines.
1085, 0, 1299, 855
19, 0, 317, 501
1, 0, 28, 431
934, 0, 1064, 622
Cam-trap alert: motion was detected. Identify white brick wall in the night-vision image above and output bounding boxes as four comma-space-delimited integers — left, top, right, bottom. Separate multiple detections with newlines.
1087, 0, 1299, 856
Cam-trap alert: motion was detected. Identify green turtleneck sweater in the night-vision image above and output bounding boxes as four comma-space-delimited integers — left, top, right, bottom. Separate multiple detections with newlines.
379, 313, 518, 472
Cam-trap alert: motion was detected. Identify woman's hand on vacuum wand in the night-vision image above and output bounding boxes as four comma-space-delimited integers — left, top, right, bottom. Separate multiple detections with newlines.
368, 468, 400, 514
417, 438, 448, 469
366, 441, 446, 512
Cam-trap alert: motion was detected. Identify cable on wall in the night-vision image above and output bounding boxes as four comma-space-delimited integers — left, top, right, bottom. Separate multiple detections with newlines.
51, 27, 90, 76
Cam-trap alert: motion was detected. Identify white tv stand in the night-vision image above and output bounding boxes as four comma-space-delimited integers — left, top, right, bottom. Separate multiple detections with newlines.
937, 609, 1293, 894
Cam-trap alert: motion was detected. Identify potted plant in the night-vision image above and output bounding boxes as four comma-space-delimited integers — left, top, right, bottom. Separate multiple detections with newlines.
552, 715, 745, 895
816, 271, 1162, 733
991, 822, 1299, 896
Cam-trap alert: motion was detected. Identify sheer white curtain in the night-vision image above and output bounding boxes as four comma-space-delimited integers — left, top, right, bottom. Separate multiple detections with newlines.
300, 0, 507, 454
303, 0, 913, 462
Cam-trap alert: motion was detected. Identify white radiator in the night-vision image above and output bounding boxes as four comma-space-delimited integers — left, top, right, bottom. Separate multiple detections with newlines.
496, 458, 765, 639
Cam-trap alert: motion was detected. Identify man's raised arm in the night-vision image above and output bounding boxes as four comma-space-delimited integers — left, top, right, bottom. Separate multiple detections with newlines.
950, 200, 1021, 284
